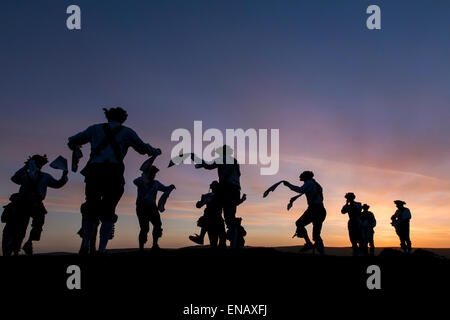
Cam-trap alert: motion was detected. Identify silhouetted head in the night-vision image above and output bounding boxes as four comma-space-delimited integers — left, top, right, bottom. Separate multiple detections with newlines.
27, 154, 48, 169
143, 165, 159, 182
235, 217, 242, 226
394, 200, 406, 209
103, 107, 128, 124
362, 204, 370, 211
210, 180, 220, 193
215, 145, 234, 157
345, 192, 356, 201
299, 171, 314, 181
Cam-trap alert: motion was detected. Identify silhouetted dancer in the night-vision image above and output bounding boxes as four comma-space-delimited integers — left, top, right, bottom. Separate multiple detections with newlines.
190, 181, 246, 248
266, 171, 326, 254
391, 200, 412, 253
189, 181, 224, 247
195, 145, 242, 248
134, 157, 175, 251
2, 194, 28, 256
5, 155, 68, 255
341, 192, 363, 256
360, 204, 376, 256
68, 107, 161, 254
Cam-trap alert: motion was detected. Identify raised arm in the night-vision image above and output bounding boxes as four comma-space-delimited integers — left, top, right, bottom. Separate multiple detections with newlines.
11, 165, 28, 185
46, 171, 69, 189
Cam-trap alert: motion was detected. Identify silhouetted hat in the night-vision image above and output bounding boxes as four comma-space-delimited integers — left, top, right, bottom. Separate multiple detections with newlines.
362, 204, 370, 210
215, 145, 234, 156
103, 107, 128, 124
299, 171, 314, 181
394, 200, 406, 205
141, 163, 159, 177
345, 192, 356, 200
27, 154, 48, 168
140, 156, 156, 172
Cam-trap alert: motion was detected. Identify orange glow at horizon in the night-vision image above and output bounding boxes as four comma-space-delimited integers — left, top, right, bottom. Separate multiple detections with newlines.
21, 151, 450, 253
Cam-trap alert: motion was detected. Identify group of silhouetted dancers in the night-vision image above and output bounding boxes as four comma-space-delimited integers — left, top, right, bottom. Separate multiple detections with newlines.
1, 108, 412, 256
340, 193, 412, 256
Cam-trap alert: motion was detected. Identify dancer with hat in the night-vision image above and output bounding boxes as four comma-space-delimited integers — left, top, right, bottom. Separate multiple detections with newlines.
264, 171, 327, 254
68, 107, 161, 254
341, 192, 363, 256
133, 156, 175, 251
4, 154, 68, 255
391, 200, 412, 253
361, 204, 376, 256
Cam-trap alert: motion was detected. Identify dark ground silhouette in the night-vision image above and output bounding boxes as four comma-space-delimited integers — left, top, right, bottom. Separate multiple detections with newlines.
0, 246, 448, 318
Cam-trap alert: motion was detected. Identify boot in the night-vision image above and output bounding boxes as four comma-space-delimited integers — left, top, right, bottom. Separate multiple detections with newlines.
189, 234, 204, 245
299, 242, 314, 252
315, 242, 325, 255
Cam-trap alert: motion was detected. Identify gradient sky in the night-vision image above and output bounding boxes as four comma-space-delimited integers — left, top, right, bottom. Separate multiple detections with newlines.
1, 0, 450, 253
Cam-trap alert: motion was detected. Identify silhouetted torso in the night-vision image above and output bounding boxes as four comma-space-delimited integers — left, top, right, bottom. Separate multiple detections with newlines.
68, 122, 157, 164
341, 202, 362, 221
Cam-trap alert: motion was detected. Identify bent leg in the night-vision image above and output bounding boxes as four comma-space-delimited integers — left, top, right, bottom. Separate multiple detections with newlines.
23, 212, 45, 255
295, 208, 314, 245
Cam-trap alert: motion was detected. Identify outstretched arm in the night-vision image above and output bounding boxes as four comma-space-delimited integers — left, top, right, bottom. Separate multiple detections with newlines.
195, 160, 218, 170
68, 127, 92, 150
128, 129, 161, 157
168, 153, 203, 167
282, 181, 304, 194
47, 171, 69, 189
263, 181, 285, 198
